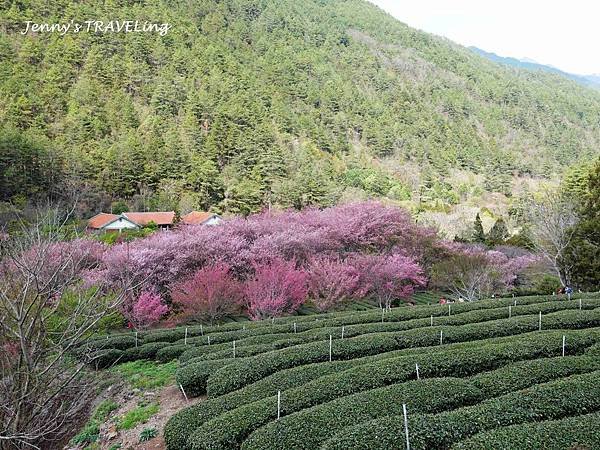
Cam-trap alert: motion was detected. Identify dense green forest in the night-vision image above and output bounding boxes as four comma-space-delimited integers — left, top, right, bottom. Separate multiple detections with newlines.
1, 0, 600, 226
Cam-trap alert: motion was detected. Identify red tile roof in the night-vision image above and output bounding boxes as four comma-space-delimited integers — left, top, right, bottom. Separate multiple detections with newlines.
181, 211, 218, 225
88, 213, 119, 229
123, 212, 176, 226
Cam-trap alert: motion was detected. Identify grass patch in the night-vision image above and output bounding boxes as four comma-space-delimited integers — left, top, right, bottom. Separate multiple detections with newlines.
70, 399, 119, 445
117, 402, 160, 430
111, 360, 177, 389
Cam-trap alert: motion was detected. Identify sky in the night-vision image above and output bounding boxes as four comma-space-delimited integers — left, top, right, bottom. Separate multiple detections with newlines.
369, 0, 600, 75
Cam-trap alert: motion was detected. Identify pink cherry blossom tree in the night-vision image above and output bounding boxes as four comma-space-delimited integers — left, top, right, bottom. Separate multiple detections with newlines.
307, 257, 362, 311
352, 253, 426, 310
170, 264, 243, 324
244, 259, 308, 320
129, 290, 169, 329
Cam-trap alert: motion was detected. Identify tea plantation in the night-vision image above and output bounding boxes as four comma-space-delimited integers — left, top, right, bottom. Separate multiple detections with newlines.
79, 293, 600, 449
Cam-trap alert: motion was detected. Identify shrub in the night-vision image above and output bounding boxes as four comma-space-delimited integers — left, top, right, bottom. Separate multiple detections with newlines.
205, 379, 480, 450
194, 342, 600, 450
171, 264, 243, 324
452, 412, 600, 449
93, 349, 124, 369
182, 299, 600, 365
139, 427, 158, 443
243, 355, 600, 450
206, 309, 600, 396
156, 344, 188, 363
176, 359, 238, 397
164, 328, 600, 450
322, 371, 600, 449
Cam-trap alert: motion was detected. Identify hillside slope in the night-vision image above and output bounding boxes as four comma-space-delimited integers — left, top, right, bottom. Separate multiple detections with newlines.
469, 46, 600, 90
1, 0, 600, 222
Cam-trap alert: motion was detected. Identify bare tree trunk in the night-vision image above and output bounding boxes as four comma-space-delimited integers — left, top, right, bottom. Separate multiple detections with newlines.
0, 207, 131, 449
528, 188, 578, 287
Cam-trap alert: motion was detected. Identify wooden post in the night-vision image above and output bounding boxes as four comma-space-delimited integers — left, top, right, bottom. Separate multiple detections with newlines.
329, 335, 333, 362
415, 363, 420, 380
562, 335, 566, 357
277, 390, 281, 420
403, 403, 410, 450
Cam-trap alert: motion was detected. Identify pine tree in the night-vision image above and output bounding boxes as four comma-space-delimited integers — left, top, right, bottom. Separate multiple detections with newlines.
487, 218, 509, 246
472, 213, 485, 243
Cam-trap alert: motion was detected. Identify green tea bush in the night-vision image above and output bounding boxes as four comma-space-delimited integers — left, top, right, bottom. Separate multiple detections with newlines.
322, 371, 600, 450
205, 309, 600, 396
242, 356, 600, 450
181, 299, 600, 365
156, 344, 188, 363
164, 328, 600, 450
202, 379, 480, 450
176, 358, 238, 397
86, 294, 591, 354
451, 412, 600, 449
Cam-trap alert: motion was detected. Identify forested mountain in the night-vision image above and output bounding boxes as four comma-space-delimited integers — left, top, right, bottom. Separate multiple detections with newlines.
2, 0, 600, 228
469, 47, 600, 90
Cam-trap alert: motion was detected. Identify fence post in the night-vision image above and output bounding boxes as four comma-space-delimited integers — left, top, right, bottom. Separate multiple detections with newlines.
403, 403, 411, 450
277, 390, 281, 420
448, 304, 451, 316
179, 383, 189, 402
539, 312, 542, 331
184, 327, 188, 345
579, 298, 582, 310
329, 335, 333, 362
415, 363, 420, 380
233, 340, 236, 358
341, 326, 345, 339
562, 335, 566, 357
440, 330, 443, 345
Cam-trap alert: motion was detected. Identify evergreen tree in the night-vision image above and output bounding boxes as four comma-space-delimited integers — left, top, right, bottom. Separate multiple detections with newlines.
487, 218, 509, 246
472, 213, 485, 243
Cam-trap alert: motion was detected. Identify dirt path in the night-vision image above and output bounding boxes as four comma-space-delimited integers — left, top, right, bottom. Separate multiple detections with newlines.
99, 385, 204, 450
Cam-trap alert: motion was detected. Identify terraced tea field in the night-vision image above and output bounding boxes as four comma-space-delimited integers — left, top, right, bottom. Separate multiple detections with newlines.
80, 293, 600, 449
